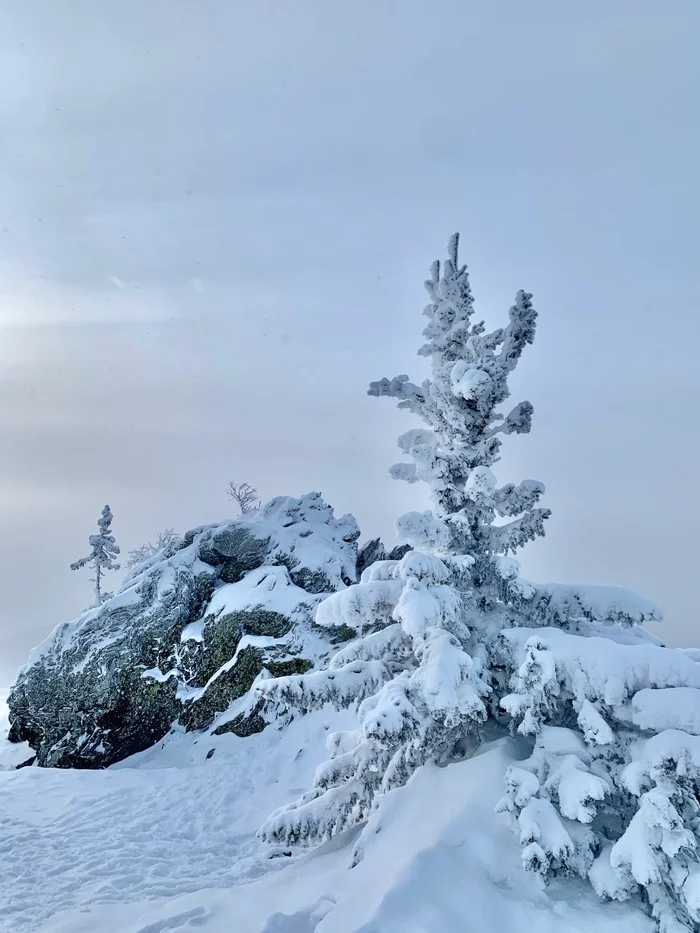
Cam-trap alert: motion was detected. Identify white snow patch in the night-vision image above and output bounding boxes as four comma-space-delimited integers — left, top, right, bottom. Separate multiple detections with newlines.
631, 687, 700, 735
21, 738, 653, 933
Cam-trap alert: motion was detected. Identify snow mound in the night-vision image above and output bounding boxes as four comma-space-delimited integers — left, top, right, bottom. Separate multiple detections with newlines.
630, 687, 700, 735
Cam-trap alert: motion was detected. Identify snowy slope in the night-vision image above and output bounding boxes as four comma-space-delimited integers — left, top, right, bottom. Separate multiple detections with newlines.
0, 707, 652, 933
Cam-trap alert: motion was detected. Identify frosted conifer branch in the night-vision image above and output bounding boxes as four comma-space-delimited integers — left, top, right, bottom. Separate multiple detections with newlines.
254, 660, 392, 712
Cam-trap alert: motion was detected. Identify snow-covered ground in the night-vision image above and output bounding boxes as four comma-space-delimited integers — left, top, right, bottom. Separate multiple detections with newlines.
0, 695, 652, 933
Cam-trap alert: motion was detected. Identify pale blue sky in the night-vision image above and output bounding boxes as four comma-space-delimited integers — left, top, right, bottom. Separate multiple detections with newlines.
0, 1, 698, 680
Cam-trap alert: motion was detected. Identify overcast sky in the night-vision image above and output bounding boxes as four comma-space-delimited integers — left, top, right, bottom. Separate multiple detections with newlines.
0, 2, 698, 683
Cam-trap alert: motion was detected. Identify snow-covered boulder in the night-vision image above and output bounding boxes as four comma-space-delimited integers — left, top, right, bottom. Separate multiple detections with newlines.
7, 493, 360, 768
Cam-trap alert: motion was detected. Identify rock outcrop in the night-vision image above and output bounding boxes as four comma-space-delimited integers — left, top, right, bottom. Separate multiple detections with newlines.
7, 493, 360, 768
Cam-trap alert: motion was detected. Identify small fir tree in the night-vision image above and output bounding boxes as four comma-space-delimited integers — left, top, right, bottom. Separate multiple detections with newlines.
71, 504, 121, 607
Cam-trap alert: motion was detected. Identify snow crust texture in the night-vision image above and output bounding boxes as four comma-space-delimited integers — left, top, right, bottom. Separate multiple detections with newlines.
0, 724, 654, 933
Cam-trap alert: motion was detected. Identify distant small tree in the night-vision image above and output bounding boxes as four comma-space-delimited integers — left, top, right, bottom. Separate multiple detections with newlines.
71, 504, 121, 607
126, 528, 180, 568
226, 481, 260, 515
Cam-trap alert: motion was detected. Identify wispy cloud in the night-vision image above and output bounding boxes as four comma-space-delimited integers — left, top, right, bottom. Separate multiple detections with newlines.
0, 261, 182, 326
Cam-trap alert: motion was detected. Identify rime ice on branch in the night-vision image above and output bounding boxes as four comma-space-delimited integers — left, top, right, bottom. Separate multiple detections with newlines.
368, 231, 549, 562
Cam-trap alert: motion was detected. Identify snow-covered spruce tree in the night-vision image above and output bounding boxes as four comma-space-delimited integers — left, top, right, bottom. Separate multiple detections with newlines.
257, 236, 694, 932
494, 621, 700, 933
71, 504, 121, 607
256, 233, 550, 847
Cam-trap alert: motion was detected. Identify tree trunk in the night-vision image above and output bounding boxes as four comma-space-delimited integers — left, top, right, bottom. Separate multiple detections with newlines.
93, 564, 102, 607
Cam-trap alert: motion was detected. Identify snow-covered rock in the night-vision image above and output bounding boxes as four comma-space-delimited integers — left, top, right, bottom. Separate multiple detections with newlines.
7, 493, 361, 768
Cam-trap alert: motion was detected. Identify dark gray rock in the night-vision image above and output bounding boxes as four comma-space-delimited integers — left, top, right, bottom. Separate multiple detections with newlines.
8, 567, 209, 768
357, 538, 387, 578
287, 566, 336, 595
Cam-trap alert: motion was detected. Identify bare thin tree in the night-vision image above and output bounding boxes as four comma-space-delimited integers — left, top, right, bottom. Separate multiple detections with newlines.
126, 528, 180, 567
226, 481, 260, 515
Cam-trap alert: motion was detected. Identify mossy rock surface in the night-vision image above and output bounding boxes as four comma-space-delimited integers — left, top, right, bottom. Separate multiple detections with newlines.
210, 526, 270, 567
7, 567, 212, 768
94, 667, 180, 766
189, 574, 217, 620
264, 657, 313, 678
213, 708, 267, 738
197, 541, 223, 567
38, 666, 179, 769
188, 607, 293, 686
181, 646, 265, 732
219, 562, 245, 584
192, 614, 243, 685
287, 566, 335, 595
181, 651, 313, 734
237, 608, 293, 638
